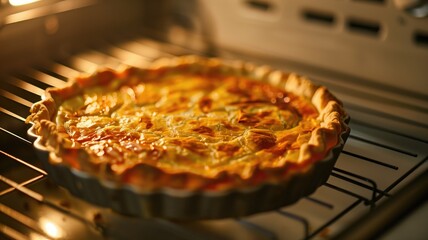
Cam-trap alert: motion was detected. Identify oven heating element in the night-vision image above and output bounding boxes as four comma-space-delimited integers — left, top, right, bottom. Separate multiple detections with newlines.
0, 36, 427, 240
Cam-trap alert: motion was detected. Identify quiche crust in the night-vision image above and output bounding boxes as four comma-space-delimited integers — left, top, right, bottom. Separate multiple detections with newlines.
27, 56, 348, 192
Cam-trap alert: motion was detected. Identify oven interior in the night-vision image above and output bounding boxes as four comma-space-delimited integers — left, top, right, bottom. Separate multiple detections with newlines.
1, 0, 427, 239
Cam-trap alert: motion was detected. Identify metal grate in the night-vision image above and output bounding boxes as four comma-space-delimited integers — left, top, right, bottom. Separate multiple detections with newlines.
0, 36, 427, 240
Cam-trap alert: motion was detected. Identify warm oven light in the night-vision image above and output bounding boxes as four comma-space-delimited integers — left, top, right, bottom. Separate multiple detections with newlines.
39, 218, 64, 239
9, 0, 40, 6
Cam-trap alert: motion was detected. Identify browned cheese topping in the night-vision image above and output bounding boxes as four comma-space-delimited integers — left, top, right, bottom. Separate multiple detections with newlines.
56, 73, 319, 178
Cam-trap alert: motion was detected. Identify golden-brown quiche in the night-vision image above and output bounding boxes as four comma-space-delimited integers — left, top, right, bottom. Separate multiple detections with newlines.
27, 56, 349, 218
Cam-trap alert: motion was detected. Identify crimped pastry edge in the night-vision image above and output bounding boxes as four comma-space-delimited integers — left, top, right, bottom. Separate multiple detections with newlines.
27, 55, 349, 196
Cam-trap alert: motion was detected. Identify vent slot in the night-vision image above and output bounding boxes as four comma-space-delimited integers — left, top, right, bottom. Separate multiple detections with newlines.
346, 19, 381, 36
414, 31, 428, 48
244, 0, 273, 11
302, 10, 336, 26
352, 0, 385, 3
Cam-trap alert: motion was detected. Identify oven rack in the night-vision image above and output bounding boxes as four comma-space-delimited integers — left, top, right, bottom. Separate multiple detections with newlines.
1, 36, 427, 240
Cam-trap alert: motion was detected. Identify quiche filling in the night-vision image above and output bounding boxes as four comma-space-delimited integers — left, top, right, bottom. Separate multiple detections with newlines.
56, 74, 319, 179
28, 56, 347, 191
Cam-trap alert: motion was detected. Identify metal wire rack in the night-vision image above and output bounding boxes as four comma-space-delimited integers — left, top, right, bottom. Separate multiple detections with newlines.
0, 36, 427, 240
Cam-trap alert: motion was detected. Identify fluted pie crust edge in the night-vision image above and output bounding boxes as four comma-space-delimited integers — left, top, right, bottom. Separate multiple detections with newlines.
27, 56, 349, 193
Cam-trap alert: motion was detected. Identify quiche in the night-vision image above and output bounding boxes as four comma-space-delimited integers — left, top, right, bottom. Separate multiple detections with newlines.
27, 56, 348, 194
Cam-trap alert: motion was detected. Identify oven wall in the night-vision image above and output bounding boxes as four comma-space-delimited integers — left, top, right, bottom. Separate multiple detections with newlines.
196, 0, 428, 96
0, 0, 147, 71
